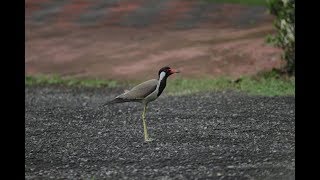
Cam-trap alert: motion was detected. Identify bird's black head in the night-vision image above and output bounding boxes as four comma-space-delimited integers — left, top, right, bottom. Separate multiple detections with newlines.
156, 66, 180, 97
158, 66, 180, 77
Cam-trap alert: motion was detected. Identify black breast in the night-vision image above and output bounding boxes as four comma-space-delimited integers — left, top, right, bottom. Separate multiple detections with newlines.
157, 77, 167, 97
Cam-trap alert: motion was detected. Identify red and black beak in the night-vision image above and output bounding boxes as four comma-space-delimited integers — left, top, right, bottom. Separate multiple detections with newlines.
169, 68, 180, 74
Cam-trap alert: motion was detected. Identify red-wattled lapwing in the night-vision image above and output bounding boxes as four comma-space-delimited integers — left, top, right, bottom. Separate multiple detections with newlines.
104, 66, 180, 142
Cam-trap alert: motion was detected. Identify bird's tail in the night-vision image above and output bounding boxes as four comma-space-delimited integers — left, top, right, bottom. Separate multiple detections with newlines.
102, 97, 135, 107
102, 98, 121, 106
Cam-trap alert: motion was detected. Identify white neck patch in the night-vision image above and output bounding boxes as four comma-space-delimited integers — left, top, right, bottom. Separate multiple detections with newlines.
159, 72, 166, 82
156, 71, 166, 89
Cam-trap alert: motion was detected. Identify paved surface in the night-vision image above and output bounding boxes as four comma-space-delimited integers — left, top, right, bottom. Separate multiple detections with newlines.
25, 0, 282, 80
25, 86, 295, 179
26, 0, 269, 29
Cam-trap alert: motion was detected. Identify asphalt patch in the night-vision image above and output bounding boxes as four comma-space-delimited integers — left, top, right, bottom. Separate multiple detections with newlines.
25, 86, 295, 179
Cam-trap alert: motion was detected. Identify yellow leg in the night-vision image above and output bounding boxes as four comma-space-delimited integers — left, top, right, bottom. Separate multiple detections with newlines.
142, 104, 153, 142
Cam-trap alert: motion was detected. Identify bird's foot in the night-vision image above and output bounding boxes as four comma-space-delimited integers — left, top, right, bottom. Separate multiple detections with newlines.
144, 138, 154, 142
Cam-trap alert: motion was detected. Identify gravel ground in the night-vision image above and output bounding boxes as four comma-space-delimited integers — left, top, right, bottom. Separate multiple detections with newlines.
25, 86, 295, 179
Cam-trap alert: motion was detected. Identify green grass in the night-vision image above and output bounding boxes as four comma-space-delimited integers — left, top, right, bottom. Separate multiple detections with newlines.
26, 71, 295, 96
167, 73, 294, 96
205, 0, 268, 6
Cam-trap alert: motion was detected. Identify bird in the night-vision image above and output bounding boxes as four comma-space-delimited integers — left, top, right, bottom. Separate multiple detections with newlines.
104, 66, 180, 142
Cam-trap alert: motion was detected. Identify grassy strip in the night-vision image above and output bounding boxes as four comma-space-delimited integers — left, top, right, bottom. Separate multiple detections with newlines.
25, 71, 294, 96
204, 0, 268, 6
167, 76, 294, 96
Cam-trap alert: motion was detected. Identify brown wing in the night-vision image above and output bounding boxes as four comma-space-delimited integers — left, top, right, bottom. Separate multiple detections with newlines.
117, 79, 158, 100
